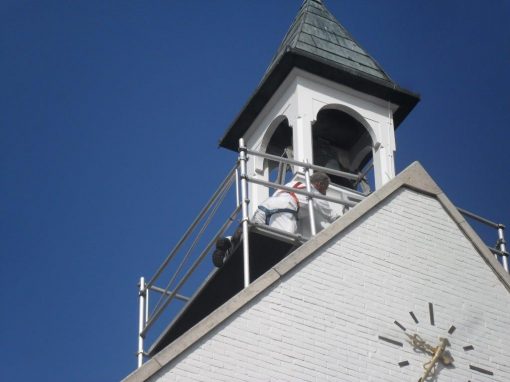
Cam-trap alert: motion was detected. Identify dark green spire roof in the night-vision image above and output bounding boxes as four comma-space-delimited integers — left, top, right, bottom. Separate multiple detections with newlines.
266, 0, 391, 82
219, 0, 419, 151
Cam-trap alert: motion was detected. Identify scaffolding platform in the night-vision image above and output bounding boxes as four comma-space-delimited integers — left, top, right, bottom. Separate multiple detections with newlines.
149, 226, 303, 355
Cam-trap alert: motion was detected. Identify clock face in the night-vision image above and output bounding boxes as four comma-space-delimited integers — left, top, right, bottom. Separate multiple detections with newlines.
378, 302, 494, 381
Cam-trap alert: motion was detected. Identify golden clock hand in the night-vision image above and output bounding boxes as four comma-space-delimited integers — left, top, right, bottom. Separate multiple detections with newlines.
405, 333, 435, 355
418, 337, 452, 382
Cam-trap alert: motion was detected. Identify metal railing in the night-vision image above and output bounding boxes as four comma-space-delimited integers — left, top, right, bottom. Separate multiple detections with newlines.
134, 139, 508, 368
134, 139, 364, 367
457, 207, 508, 272
135, 164, 241, 367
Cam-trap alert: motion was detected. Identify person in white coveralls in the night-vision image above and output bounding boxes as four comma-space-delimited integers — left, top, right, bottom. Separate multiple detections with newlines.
213, 172, 339, 267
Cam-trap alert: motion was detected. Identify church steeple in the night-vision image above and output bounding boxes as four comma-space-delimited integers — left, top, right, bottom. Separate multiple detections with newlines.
219, 0, 419, 152
218, 0, 420, 215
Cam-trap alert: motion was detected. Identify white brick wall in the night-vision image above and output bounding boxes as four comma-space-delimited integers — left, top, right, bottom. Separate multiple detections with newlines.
149, 189, 510, 382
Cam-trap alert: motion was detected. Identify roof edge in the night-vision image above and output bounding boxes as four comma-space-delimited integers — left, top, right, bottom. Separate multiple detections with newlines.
219, 50, 420, 151
122, 161, 509, 382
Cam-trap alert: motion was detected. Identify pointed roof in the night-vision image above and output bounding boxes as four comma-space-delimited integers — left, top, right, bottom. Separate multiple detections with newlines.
266, 0, 392, 83
219, 0, 420, 151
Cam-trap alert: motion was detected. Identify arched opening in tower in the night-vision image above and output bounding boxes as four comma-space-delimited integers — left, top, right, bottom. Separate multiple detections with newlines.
312, 108, 373, 190
265, 117, 293, 185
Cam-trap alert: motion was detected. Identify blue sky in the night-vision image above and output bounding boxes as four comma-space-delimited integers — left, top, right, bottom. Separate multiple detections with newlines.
1, 1, 509, 381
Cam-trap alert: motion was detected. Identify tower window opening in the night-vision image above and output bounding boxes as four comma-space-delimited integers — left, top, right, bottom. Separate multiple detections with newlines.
265, 118, 294, 188
312, 108, 373, 192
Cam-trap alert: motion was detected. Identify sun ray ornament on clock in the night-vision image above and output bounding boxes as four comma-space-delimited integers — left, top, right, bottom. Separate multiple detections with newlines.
378, 302, 494, 381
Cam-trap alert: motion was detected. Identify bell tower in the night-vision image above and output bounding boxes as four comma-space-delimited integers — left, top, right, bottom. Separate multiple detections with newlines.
219, 0, 419, 213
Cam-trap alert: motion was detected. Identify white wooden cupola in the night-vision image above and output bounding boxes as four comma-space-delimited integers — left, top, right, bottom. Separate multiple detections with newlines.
218, 0, 419, 215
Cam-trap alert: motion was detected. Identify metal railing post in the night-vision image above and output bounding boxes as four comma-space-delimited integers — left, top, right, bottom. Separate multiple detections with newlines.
235, 168, 241, 207
304, 163, 317, 236
137, 277, 146, 368
497, 224, 508, 272
145, 286, 149, 325
239, 138, 250, 287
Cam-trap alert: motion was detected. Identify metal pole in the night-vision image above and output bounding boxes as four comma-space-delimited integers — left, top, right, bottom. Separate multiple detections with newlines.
137, 277, 146, 368
497, 224, 508, 272
145, 287, 149, 325
148, 285, 190, 302
246, 176, 359, 207
141, 205, 242, 337
457, 207, 500, 229
235, 168, 240, 207
304, 163, 317, 236
246, 148, 359, 181
239, 138, 251, 288
146, 165, 237, 289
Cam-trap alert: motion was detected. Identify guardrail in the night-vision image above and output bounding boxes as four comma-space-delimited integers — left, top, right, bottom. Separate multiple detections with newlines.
458, 207, 508, 272
133, 140, 508, 368
134, 140, 365, 367
136, 164, 241, 366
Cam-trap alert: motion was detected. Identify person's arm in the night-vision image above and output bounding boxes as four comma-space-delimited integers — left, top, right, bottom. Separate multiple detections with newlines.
313, 197, 340, 223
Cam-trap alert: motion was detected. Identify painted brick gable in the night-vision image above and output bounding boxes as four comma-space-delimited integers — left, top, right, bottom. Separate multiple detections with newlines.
147, 188, 510, 382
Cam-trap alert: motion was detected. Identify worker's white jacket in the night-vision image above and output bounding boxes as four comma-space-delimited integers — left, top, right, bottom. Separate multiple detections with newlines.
252, 181, 340, 235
